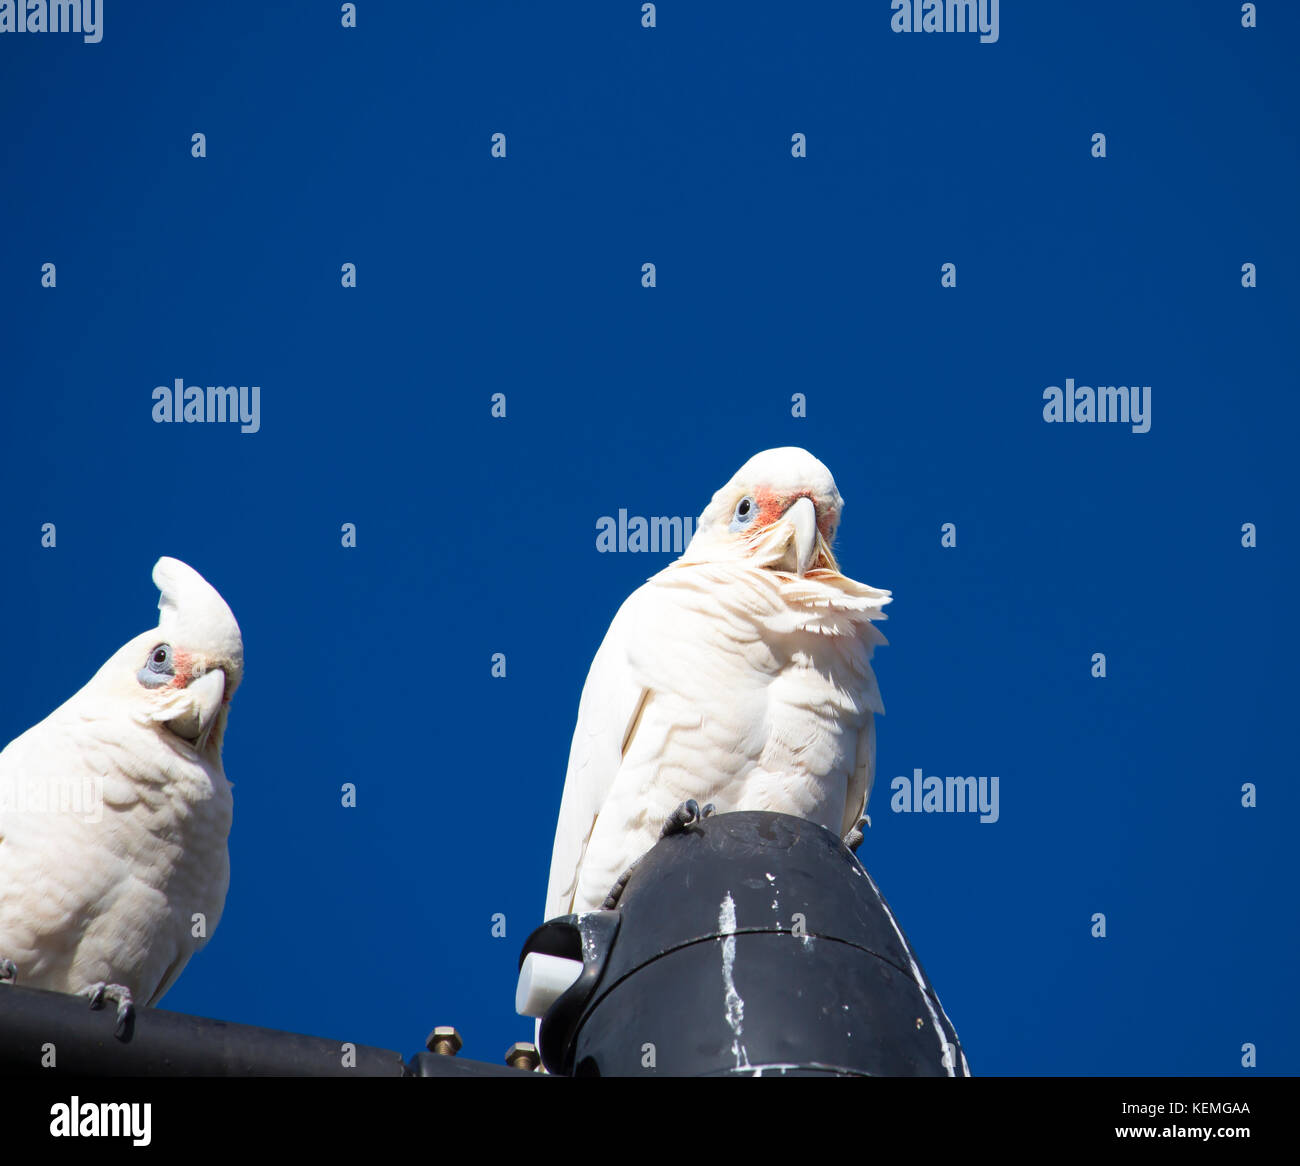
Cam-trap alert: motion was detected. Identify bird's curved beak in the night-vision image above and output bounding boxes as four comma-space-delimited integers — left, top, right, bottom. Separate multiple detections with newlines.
778, 496, 818, 575
164, 668, 226, 751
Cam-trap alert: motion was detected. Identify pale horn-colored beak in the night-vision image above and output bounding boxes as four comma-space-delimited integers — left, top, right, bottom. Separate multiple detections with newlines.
780, 496, 818, 575
164, 668, 226, 750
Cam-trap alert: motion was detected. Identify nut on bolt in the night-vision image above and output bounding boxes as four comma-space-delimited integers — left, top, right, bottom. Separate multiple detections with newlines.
506, 1041, 540, 1072
427, 1026, 462, 1056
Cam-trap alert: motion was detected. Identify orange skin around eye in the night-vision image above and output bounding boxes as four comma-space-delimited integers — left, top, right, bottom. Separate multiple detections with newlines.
751, 487, 836, 541
751, 487, 786, 530
169, 649, 193, 688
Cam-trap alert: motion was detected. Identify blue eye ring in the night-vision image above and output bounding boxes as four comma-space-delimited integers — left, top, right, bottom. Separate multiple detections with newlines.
729, 496, 756, 532
137, 643, 174, 688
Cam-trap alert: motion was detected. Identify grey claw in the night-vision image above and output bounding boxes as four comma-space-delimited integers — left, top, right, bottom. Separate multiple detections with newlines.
0, 958, 16, 985
661, 798, 710, 839
845, 815, 869, 852
605, 800, 718, 909
86, 982, 135, 1040
602, 863, 638, 911
605, 800, 717, 908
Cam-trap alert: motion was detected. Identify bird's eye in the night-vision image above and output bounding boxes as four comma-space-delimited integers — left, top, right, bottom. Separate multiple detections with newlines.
732, 497, 755, 526
137, 644, 174, 688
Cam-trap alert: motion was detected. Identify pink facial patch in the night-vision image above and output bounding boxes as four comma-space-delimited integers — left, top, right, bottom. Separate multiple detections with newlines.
170, 649, 192, 688
752, 487, 787, 530
753, 487, 826, 531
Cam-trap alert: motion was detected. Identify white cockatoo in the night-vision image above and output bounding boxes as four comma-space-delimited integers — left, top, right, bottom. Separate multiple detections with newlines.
0, 557, 242, 1034
545, 447, 891, 918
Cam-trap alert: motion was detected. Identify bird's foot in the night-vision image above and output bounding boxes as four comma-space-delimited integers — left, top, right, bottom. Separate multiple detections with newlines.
660, 799, 715, 839
845, 815, 871, 852
85, 982, 135, 1040
602, 801, 717, 911
601, 862, 639, 911
0, 958, 17, 985
603, 800, 717, 909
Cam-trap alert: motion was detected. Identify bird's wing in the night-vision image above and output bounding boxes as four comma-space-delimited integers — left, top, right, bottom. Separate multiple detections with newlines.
0, 702, 144, 987
842, 711, 876, 839
837, 610, 886, 840
544, 589, 652, 920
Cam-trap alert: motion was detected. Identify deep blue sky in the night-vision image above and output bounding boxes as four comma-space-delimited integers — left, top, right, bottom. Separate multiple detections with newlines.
1, 2, 1295, 1076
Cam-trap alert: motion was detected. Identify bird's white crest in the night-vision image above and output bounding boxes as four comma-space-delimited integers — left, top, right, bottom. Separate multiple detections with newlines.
154, 556, 244, 683
543, 448, 891, 921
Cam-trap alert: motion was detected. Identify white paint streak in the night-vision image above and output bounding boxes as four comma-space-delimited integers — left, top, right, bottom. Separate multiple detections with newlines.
719, 892, 749, 1069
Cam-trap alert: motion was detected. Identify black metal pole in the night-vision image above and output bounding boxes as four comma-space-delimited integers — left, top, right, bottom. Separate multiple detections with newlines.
0, 982, 407, 1076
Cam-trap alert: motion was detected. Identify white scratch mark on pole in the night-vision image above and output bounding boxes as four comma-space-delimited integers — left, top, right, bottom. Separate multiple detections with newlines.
719, 892, 749, 1070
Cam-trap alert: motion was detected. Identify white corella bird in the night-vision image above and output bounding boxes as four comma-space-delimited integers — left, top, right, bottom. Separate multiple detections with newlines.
0, 557, 242, 1035
545, 447, 891, 918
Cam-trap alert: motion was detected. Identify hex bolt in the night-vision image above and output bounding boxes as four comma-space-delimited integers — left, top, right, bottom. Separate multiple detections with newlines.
426, 1026, 463, 1056
505, 1041, 540, 1072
